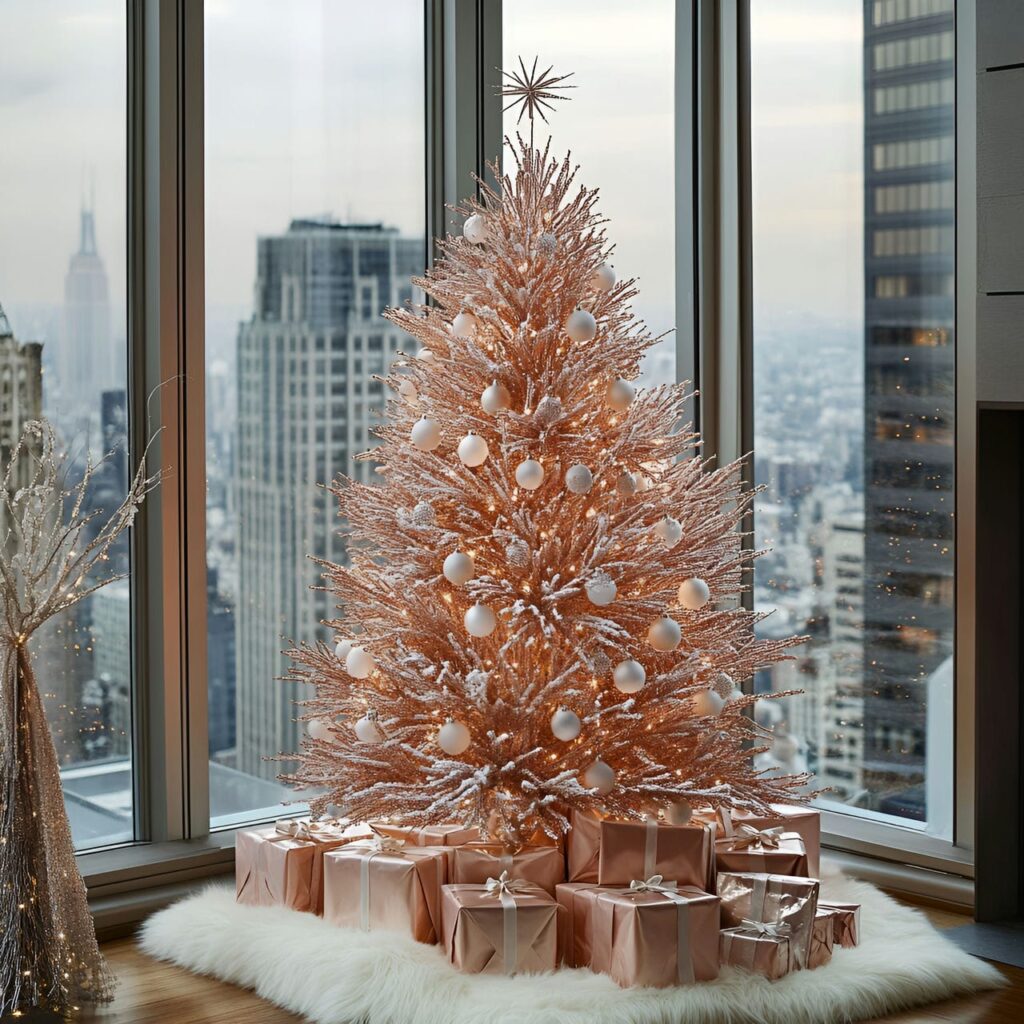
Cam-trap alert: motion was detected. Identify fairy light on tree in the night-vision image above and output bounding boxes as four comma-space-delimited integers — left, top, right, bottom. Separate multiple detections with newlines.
282, 60, 809, 845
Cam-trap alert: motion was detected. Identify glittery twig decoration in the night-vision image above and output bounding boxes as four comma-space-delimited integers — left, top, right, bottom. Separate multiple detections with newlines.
281, 103, 809, 847
1, 420, 158, 1017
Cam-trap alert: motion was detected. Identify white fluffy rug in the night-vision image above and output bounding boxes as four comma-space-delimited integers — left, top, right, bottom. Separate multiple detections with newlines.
139, 875, 1003, 1024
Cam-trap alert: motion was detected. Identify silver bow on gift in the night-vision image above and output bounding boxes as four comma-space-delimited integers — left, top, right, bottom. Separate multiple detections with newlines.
484, 870, 530, 898
275, 817, 350, 842
628, 874, 680, 896
364, 831, 406, 853
738, 917, 792, 939
728, 824, 785, 850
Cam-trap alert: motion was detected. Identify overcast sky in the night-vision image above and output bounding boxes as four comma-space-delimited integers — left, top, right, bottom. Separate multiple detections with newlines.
0, 0, 863, 350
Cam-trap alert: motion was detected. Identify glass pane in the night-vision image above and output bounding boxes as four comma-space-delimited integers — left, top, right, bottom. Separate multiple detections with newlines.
204, 1, 426, 827
750, 0, 955, 833
502, 1, 677, 387
0, 0, 132, 849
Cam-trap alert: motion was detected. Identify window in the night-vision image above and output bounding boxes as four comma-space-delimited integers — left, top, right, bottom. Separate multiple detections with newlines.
502, 0, 678, 387
0, 0, 132, 851
204, 1, 426, 827
750, 0, 955, 834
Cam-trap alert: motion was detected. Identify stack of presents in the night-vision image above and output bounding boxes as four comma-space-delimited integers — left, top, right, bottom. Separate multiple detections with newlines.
235, 806, 860, 984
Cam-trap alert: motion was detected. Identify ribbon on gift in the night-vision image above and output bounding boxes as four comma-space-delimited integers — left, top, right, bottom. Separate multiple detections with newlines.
483, 871, 531, 975
274, 817, 351, 842
625, 876, 696, 985
353, 835, 409, 930
722, 824, 785, 851
746, 874, 810, 968
721, 919, 793, 974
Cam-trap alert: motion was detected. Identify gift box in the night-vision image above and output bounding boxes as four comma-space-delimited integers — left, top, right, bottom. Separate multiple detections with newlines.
719, 922, 796, 980
554, 882, 604, 967
808, 909, 835, 969
322, 835, 447, 943
235, 819, 372, 914
584, 879, 721, 987
717, 872, 819, 969
722, 804, 821, 876
567, 811, 713, 888
567, 809, 605, 882
369, 821, 480, 847
441, 876, 559, 974
818, 900, 861, 948
452, 842, 566, 896
714, 828, 809, 877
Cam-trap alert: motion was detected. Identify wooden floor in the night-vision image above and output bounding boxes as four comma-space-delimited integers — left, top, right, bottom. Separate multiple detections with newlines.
76, 905, 1022, 1024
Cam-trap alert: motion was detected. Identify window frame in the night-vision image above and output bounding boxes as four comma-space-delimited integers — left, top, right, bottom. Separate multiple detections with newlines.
75, 0, 978, 912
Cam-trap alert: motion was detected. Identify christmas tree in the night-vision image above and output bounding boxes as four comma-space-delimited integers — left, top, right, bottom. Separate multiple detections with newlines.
284, 60, 808, 845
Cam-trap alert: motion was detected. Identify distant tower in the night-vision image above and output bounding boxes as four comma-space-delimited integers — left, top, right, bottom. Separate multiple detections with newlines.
62, 198, 114, 416
0, 302, 44, 490
233, 219, 422, 779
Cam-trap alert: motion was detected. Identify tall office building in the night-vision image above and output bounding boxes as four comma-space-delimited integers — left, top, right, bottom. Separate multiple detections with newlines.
861, 0, 955, 819
234, 220, 422, 778
63, 202, 115, 422
0, 302, 43, 488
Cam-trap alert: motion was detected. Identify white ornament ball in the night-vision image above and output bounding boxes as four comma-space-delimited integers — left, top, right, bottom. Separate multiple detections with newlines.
613, 659, 646, 694
607, 378, 635, 412
463, 213, 487, 244
565, 464, 594, 494
550, 707, 582, 742
346, 646, 376, 679
654, 516, 683, 548
307, 718, 332, 742
678, 577, 711, 610
582, 758, 616, 795
411, 417, 442, 452
398, 379, 418, 402
691, 688, 726, 717
566, 309, 597, 343
443, 550, 475, 585
616, 471, 637, 497
417, 347, 436, 363
451, 311, 478, 340
648, 614, 682, 652
334, 639, 352, 661
665, 799, 693, 826
586, 573, 617, 607
591, 263, 617, 292
458, 432, 489, 467
465, 601, 497, 638
515, 459, 545, 490
437, 719, 472, 755
481, 380, 511, 414
355, 711, 384, 744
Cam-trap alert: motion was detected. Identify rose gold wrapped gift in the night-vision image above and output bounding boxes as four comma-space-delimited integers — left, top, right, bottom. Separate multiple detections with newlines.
714, 827, 809, 877
452, 842, 566, 896
322, 834, 447, 943
441, 875, 559, 975
808, 909, 835, 969
717, 871, 819, 969
567, 809, 606, 882
597, 817, 714, 889
585, 878, 721, 988
369, 821, 480, 847
818, 900, 861, 948
721, 804, 821, 876
554, 882, 605, 967
235, 819, 373, 914
719, 921, 796, 979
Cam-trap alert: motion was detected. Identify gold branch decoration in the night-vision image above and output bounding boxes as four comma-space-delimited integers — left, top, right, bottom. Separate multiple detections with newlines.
1, 419, 158, 1018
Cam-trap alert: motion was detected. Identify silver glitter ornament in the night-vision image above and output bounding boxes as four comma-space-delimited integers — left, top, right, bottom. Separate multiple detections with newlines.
534, 395, 563, 427
537, 231, 558, 255
410, 501, 436, 527
506, 539, 531, 568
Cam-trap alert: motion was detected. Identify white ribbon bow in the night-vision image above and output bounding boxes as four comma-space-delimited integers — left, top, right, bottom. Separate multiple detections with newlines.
365, 832, 406, 853
484, 870, 531, 899
628, 874, 679, 896
275, 817, 347, 841
727, 824, 785, 850
738, 917, 792, 939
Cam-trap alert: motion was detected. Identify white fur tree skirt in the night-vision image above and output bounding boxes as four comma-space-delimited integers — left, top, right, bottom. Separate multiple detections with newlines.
140, 875, 1002, 1024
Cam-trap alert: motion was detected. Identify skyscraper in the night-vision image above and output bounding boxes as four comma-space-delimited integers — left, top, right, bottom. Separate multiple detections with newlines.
63, 202, 114, 423
861, 0, 955, 819
234, 220, 422, 778
0, 302, 43, 489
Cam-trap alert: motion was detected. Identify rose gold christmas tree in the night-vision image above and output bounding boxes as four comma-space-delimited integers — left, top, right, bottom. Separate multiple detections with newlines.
283, 60, 808, 845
